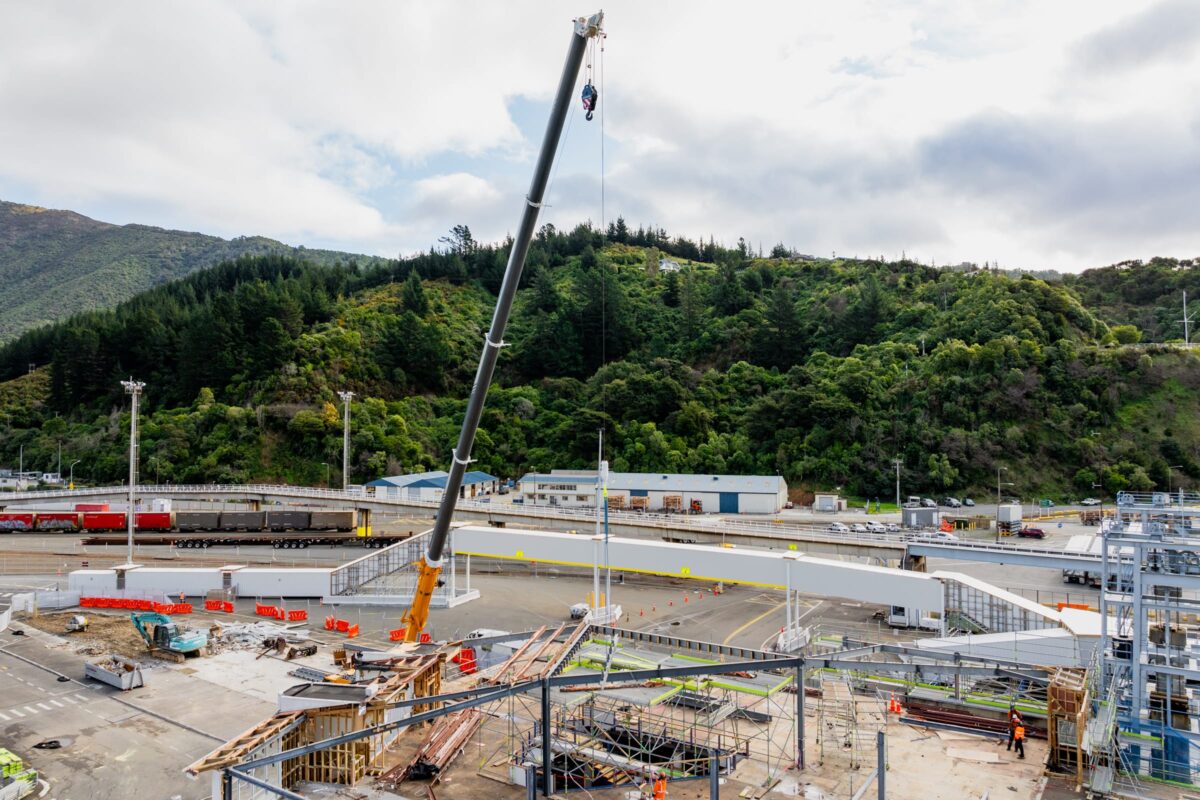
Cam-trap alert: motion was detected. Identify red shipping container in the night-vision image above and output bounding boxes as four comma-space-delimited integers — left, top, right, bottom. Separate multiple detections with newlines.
0, 513, 35, 532
35, 512, 81, 531
75, 503, 110, 512
82, 512, 127, 531
135, 512, 172, 531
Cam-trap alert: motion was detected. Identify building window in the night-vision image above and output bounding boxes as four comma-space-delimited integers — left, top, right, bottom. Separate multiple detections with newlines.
577, 495, 588, 502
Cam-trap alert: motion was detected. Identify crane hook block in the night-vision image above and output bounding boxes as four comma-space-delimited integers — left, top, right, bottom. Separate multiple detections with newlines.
581, 82, 598, 121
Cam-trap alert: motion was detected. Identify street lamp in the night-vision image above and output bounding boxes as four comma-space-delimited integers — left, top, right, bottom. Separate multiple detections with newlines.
120, 378, 146, 566
892, 458, 903, 510
337, 390, 355, 491
1167, 465, 1183, 499
995, 466, 1014, 543
68, 459, 80, 490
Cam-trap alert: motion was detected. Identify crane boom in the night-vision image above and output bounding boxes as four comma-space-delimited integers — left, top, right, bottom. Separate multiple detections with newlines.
401, 11, 605, 642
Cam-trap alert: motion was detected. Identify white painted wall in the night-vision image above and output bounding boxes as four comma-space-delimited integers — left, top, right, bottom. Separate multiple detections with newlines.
235, 568, 332, 598
451, 526, 944, 613
125, 568, 225, 596
68, 566, 333, 598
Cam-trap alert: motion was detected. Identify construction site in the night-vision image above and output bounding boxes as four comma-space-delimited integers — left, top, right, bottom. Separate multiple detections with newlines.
3, 10, 1200, 800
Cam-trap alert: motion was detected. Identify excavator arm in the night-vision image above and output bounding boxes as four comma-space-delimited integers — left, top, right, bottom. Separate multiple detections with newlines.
400, 11, 604, 643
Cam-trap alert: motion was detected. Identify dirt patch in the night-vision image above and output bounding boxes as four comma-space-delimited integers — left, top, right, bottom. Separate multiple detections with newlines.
21, 611, 179, 661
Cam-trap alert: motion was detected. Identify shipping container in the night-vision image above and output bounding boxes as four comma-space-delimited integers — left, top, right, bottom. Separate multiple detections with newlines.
265, 510, 310, 531
75, 503, 110, 512
0, 513, 35, 531
82, 512, 127, 531
309, 510, 355, 531
176, 511, 222, 532
220, 511, 265, 531
135, 512, 173, 532
35, 512, 81, 531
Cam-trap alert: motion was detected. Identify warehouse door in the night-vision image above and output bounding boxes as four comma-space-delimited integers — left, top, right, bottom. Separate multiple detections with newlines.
719, 493, 739, 513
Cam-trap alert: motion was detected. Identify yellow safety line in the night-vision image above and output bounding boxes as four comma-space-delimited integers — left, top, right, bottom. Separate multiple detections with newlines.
722, 600, 786, 645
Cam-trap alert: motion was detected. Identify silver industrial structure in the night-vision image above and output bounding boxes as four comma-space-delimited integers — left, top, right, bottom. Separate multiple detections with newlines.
516, 470, 790, 514
1091, 490, 1200, 794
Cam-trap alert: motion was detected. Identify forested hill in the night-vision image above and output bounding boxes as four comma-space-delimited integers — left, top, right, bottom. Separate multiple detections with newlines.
0, 220, 1197, 501
0, 200, 384, 342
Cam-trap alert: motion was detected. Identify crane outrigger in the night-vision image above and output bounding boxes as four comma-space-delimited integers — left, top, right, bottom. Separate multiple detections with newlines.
399, 11, 606, 642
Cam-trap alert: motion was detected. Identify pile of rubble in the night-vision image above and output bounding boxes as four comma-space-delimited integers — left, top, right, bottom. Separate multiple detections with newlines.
208, 620, 312, 654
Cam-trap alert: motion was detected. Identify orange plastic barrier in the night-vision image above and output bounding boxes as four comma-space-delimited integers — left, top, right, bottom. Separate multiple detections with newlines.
451, 647, 477, 675
1057, 602, 1091, 611
388, 628, 407, 641
346, 624, 359, 639
287, 610, 307, 622
335, 619, 350, 633
204, 600, 222, 611
419, 632, 432, 644
222, 601, 234, 613
274, 608, 286, 621
324, 615, 336, 631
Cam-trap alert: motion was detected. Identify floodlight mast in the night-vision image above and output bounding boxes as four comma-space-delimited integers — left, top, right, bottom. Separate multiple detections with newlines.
400, 11, 605, 642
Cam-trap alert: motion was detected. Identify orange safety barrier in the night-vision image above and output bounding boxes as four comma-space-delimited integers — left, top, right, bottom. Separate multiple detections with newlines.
335, 619, 350, 633
287, 610, 307, 622
325, 615, 336, 631
222, 601, 234, 613
1057, 602, 1092, 611
274, 608, 286, 621
346, 624, 359, 639
204, 600, 222, 611
419, 632, 432, 644
388, 628, 407, 641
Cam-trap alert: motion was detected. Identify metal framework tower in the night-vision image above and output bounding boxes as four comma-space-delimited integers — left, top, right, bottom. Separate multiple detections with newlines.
1096, 490, 1200, 791
121, 378, 145, 565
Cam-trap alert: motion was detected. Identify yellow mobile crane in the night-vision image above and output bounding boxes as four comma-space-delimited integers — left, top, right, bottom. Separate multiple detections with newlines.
400, 12, 606, 642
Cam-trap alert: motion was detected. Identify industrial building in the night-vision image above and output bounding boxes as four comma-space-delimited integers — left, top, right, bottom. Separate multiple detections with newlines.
366, 470, 498, 501
516, 470, 789, 514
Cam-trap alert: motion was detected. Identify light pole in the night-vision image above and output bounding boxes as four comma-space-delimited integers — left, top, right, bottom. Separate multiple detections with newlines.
17, 444, 22, 489
1167, 465, 1182, 502
1092, 482, 1105, 528
892, 458, 902, 510
995, 465, 1012, 543
69, 459, 80, 490
121, 378, 145, 566
337, 390, 354, 491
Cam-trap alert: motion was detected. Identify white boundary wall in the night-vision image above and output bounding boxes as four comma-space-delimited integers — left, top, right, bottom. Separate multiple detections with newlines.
69, 566, 334, 599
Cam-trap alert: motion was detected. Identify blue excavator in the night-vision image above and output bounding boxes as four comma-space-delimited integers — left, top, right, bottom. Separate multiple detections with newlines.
130, 612, 209, 662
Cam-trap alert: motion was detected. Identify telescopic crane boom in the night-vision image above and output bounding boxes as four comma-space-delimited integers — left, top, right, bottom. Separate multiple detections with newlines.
400, 11, 605, 642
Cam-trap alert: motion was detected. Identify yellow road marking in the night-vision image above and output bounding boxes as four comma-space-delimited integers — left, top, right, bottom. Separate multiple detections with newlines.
723, 600, 786, 645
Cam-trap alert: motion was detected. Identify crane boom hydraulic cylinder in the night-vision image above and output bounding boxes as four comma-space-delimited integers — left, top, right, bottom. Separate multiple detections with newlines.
401, 11, 605, 642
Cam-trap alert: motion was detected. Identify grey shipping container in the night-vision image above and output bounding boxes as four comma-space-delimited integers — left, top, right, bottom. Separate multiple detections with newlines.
309, 510, 355, 531
176, 511, 222, 532
220, 511, 266, 531
266, 510, 310, 531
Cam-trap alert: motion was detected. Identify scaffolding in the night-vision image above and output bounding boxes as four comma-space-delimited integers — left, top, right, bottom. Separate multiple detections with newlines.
816, 673, 887, 772
1095, 490, 1200, 793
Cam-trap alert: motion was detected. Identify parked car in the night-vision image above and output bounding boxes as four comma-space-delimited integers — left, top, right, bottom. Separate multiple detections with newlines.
851, 523, 868, 533
943, 497, 962, 508
901, 500, 920, 509
829, 522, 851, 533
920, 498, 937, 508
905, 531, 959, 543
1018, 527, 1046, 539
784, 501, 795, 509
1040, 499, 1056, 508
1080, 497, 1101, 506
963, 498, 975, 507
865, 521, 887, 534
885, 523, 901, 533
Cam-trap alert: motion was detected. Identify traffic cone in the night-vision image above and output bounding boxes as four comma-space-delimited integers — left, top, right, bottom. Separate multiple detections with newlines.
640, 609, 644, 616
684, 596, 689, 603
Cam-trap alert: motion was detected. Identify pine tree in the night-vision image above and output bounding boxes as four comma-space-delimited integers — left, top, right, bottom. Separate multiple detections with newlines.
402, 270, 429, 315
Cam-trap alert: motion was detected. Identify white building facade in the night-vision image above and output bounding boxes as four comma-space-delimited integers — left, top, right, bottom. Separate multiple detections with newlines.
517, 470, 788, 514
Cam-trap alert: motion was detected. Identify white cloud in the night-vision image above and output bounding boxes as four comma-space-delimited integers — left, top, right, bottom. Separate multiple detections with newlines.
0, 1, 1197, 269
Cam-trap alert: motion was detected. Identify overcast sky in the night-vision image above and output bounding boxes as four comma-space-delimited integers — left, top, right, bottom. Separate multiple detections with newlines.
2, 1, 1198, 271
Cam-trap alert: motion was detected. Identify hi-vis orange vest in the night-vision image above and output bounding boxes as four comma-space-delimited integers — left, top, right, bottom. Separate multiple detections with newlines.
1015, 725, 1025, 741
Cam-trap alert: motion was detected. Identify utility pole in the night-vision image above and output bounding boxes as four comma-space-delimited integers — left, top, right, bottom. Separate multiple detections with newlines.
995, 465, 1009, 544
338, 390, 354, 491
892, 458, 902, 509
57, 442, 61, 480
69, 459, 80, 490
121, 378, 145, 566
1184, 290, 1194, 346
18, 444, 22, 485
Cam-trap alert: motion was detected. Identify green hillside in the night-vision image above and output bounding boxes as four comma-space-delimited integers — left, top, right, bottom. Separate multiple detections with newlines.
0, 200, 384, 342
0, 219, 1197, 501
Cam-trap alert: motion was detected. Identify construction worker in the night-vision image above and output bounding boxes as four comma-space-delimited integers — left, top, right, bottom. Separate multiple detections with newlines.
652, 773, 667, 800
1006, 707, 1022, 751
1013, 721, 1026, 759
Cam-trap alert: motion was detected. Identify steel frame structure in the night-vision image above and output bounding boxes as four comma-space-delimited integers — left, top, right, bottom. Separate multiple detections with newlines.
1095, 490, 1200, 792
217, 626, 1050, 799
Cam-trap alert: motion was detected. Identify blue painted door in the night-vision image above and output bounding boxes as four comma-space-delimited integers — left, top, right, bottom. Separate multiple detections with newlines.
719, 493, 738, 513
